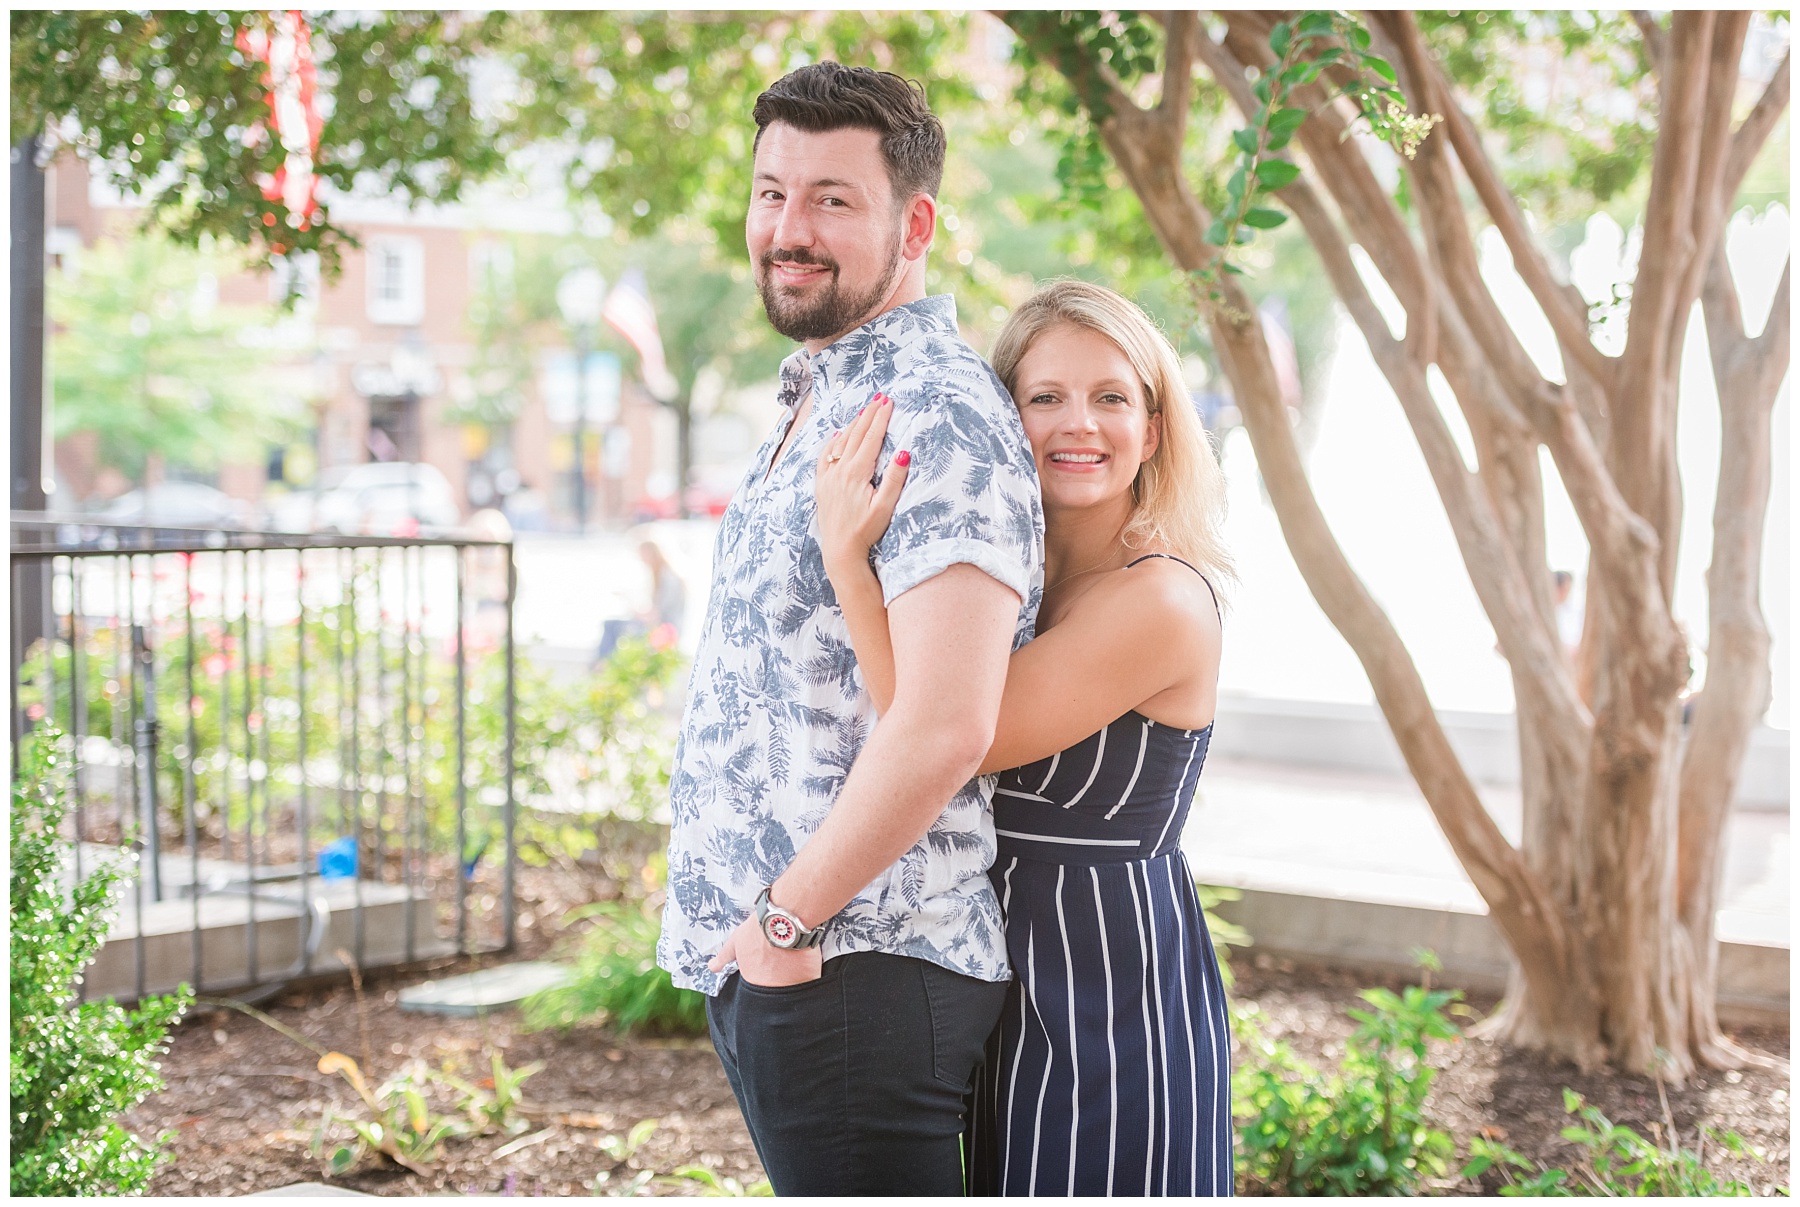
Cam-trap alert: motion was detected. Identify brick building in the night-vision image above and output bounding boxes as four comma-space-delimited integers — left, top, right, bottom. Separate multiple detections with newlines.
46, 153, 677, 530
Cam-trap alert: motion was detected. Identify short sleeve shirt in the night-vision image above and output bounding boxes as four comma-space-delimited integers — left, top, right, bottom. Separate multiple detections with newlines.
658, 295, 1045, 995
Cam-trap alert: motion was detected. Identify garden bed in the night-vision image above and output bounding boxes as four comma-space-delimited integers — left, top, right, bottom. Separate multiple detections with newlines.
123, 865, 1789, 1196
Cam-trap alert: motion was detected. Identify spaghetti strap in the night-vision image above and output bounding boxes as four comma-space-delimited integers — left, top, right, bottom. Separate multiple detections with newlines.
1126, 552, 1220, 618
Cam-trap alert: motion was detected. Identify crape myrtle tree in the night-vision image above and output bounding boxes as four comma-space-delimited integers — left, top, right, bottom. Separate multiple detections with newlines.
1003, 8, 1788, 1078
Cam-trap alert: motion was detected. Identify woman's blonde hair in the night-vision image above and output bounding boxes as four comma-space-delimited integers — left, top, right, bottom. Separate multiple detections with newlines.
991, 279, 1234, 595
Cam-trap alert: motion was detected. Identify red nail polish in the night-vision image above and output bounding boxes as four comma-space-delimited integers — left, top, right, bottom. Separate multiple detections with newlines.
879, 393, 892, 406
896, 450, 911, 467
857, 405, 866, 417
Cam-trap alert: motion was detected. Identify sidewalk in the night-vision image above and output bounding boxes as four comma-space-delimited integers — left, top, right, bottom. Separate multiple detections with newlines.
1182, 754, 1789, 1019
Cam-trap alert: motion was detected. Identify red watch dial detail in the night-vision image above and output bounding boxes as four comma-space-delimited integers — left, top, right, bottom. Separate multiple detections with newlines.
767, 915, 797, 945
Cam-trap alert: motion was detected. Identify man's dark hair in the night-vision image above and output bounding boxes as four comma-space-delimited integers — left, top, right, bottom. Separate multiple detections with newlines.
752, 62, 946, 203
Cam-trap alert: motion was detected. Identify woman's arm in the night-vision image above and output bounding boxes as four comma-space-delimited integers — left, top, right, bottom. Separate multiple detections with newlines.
974, 562, 1220, 774
814, 397, 909, 714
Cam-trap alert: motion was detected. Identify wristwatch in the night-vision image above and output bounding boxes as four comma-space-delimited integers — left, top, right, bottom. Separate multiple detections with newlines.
755, 885, 826, 950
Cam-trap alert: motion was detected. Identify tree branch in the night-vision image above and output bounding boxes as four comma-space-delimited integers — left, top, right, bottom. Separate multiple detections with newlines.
1425, 51, 1618, 392
1283, 175, 1590, 738
1375, 15, 1581, 434
1723, 49, 1791, 209
1157, 10, 1198, 127
1621, 12, 1714, 391
1678, 255, 1786, 1026
1206, 266, 1577, 985
1631, 10, 1668, 77
997, 11, 1140, 124
1665, 13, 1751, 380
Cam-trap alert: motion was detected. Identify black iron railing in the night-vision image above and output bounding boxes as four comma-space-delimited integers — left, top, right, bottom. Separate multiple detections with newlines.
10, 514, 518, 1004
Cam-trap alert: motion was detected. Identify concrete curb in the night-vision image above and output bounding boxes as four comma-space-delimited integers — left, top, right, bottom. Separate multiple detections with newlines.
1212, 883, 1789, 1028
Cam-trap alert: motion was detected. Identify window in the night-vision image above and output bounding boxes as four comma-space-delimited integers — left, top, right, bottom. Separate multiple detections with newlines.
366, 235, 425, 325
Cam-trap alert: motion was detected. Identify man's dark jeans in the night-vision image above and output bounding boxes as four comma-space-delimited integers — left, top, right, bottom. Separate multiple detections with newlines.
707, 950, 1009, 1196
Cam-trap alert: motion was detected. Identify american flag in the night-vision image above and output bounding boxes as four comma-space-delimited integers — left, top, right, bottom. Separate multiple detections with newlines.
603, 269, 680, 401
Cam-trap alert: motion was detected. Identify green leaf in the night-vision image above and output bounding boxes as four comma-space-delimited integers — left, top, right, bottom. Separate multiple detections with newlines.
1316, 46, 1344, 65
1253, 76, 1272, 103
1204, 219, 1230, 246
1269, 106, 1309, 137
1226, 166, 1248, 198
1270, 21, 1293, 57
1256, 159, 1301, 189
1242, 207, 1288, 229
1350, 23, 1372, 50
1233, 127, 1260, 154
1221, 261, 1245, 275
1297, 11, 1336, 38
1364, 54, 1398, 83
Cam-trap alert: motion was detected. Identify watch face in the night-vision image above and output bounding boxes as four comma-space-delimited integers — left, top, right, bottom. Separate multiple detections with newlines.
765, 913, 799, 947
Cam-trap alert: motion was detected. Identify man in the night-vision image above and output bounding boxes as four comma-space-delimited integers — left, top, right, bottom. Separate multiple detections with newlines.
655, 63, 1044, 1195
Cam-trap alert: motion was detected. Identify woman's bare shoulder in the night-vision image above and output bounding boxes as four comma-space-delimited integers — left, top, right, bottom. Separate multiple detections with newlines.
1060, 553, 1220, 650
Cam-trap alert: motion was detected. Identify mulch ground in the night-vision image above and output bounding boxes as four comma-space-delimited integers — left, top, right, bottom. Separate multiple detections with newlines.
122, 865, 1790, 1197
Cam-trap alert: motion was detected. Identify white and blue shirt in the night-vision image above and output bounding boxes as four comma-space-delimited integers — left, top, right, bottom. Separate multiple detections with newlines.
658, 295, 1045, 994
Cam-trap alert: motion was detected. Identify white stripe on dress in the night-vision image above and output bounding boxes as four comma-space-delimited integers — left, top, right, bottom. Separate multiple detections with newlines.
1055, 865, 1080, 1196
1142, 861, 1173, 1193
1036, 750, 1061, 794
995, 828, 1139, 848
1104, 719, 1151, 819
1091, 867, 1120, 1195
1000, 860, 1024, 1188
1125, 868, 1156, 1195
1062, 724, 1108, 808
1151, 734, 1202, 854
1026, 924, 1055, 1195
1188, 852, 1230, 1197
996, 787, 1054, 802
1167, 856, 1202, 1194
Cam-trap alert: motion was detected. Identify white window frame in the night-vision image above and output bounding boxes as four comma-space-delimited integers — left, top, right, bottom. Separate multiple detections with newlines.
366, 235, 426, 326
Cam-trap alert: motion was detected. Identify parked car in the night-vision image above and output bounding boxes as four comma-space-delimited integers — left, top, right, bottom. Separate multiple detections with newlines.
99, 482, 253, 528
309, 462, 462, 535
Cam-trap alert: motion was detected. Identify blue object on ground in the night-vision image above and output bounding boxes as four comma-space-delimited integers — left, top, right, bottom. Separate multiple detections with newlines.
317, 836, 358, 879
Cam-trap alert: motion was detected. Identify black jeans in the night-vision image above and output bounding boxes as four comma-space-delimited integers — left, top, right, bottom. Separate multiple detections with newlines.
707, 950, 1009, 1196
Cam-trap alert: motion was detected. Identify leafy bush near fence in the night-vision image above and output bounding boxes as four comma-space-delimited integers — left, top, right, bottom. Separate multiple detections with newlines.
520, 893, 708, 1038
14, 603, 684, 881
478, 635, 685, 883
10, 731, 192, 1196
1233, 978, 1460, 1195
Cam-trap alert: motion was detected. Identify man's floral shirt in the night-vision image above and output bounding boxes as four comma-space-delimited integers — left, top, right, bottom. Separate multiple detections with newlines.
658, 295, 1044, 994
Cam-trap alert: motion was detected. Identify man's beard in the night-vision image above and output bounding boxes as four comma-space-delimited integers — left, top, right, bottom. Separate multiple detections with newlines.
756, 240, 904, 343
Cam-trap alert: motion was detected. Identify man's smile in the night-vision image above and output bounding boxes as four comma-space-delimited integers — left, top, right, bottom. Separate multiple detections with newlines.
771, 261, 832, 287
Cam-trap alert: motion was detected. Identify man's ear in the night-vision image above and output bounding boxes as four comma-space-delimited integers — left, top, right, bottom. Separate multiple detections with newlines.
902, 192, 936, 262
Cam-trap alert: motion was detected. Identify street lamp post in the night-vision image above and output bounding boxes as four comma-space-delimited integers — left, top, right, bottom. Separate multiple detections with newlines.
555, 266, 606, 532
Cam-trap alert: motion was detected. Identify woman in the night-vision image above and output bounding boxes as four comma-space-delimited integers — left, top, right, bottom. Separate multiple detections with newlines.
814, 280, 1235, 1196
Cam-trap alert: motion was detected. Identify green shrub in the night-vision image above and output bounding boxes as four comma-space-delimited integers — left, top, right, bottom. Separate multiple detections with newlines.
10, 731, 193, 1196
519, 896, 707, 1037
1233, 979, 1460, 1195
1196, 882, 1252, 990
1462, 1087, 1763, 1196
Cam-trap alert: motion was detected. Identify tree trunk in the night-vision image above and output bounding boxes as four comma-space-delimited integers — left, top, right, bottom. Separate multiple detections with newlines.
1009, 9, 1789, 1076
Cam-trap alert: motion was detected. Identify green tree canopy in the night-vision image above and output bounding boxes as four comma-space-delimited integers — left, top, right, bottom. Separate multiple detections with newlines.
50, 232, 301, 483
13, 10, 505, 275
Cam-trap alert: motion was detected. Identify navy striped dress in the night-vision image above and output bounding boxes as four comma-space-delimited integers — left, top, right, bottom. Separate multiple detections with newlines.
968, 562, 1233, 1196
